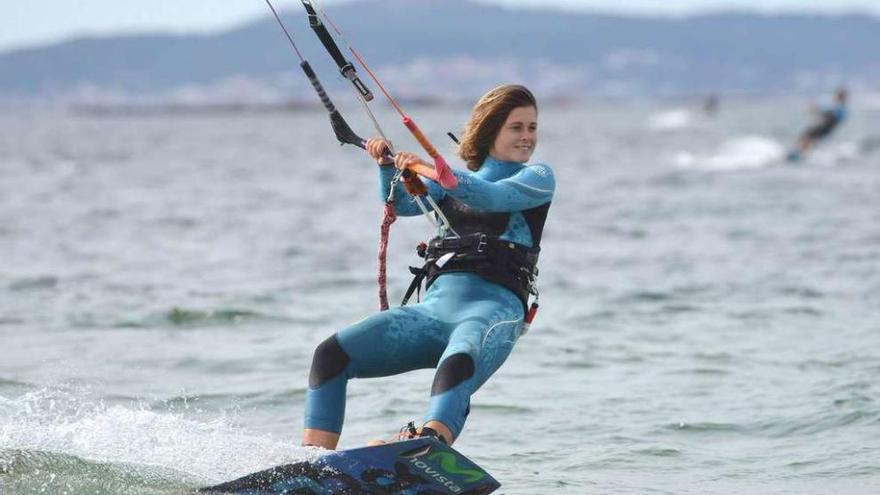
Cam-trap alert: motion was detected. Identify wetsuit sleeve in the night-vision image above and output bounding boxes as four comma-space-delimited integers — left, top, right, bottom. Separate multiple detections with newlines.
378, 165, 447, 217
446, 164, 555, 212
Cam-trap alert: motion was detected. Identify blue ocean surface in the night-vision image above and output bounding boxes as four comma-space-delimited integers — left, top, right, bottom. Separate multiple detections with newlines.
1, 98, 879, 494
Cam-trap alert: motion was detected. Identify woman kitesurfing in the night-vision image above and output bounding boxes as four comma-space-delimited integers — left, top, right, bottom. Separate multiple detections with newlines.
303, 85, 555, 449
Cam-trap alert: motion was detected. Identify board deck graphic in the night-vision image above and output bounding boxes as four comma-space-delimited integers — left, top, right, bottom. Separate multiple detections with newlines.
200, 437, 500, 494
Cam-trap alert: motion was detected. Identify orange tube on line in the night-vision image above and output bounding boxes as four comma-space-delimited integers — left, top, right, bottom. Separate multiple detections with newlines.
405, 161, 438, 180
402, 117, 458, 189
376, 144, 427, 196
403, 117, 439, 158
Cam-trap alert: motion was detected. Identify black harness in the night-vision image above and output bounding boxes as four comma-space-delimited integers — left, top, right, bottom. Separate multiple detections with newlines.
402, 196, 550, 313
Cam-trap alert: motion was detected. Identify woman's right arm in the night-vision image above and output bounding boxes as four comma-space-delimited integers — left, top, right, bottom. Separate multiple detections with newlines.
377, 166, 445, 216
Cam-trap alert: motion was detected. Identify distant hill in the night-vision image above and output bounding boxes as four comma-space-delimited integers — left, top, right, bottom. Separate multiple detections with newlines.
2, 0, 878, 103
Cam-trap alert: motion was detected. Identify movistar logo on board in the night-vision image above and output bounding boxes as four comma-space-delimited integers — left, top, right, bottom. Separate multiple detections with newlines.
428, 452, 485, 482
407, 451, 485, 493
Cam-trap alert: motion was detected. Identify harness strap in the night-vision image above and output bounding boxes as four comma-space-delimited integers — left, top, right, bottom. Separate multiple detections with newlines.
401, 252, 456, 306
419, 234, 539, 312
401, 265, 428, 306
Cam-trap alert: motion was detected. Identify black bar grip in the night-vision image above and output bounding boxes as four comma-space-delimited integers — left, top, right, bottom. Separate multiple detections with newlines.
300, 61, 335, 113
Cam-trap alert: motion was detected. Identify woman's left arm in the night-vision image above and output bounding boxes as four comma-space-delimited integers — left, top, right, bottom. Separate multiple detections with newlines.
446, 164, 555, 212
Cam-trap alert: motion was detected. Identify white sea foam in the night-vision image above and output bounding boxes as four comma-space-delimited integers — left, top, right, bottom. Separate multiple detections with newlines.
647, 109, 695, 130
673, 135, 786, 170
0, 386, 309, 483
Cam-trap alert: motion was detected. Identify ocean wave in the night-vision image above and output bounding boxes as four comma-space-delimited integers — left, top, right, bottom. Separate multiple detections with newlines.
112, 307, 295, 329
7, 276, 59, 292
665, 408, 880, 439
647, 109, 696, 131
0, 448, 195, 495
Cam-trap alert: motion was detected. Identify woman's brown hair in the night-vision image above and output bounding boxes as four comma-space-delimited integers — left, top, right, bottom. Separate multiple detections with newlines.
458, 84, 537, 171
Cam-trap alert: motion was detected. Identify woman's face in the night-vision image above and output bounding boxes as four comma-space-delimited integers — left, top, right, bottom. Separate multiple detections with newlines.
489, 105, 538, 164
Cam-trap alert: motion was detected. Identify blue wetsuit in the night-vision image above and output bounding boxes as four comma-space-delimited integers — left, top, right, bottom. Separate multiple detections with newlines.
304, 156, 555, 440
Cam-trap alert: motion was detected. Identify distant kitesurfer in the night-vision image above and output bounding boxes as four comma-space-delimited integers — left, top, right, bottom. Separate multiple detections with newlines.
788, 87, 848, 162
302, 85, 554, 450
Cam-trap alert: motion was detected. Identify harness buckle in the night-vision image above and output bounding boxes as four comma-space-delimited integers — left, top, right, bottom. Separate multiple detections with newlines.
477, 233, 488, 253
340, 62, 356, 80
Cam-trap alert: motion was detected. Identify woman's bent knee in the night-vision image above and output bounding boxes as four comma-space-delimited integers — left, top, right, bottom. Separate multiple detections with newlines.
431, 352, 475, 396
309, 335, 351, 389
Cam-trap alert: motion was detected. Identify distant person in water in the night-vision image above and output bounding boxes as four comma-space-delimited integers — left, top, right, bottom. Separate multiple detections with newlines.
788, 87, 848, 162
703, 94, 720, 117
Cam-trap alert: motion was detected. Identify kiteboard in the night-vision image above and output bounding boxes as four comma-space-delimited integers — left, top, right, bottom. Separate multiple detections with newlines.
199, 437, 500, 494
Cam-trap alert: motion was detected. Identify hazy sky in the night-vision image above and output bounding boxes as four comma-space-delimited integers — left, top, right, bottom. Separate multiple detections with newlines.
3, 0, 879, 52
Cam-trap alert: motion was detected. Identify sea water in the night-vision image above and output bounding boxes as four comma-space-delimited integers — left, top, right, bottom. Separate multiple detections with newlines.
1, 97, 879, 494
